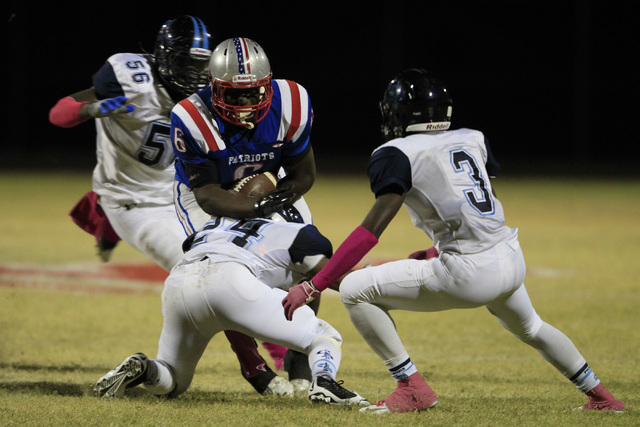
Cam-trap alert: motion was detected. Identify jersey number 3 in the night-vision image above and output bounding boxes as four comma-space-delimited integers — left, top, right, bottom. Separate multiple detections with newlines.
451, 149, 495, 215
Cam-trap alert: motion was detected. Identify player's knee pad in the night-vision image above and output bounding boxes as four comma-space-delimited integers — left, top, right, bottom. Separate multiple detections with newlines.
136, 221, 182, 270
339, 269, 371, 305
311, 319, 342, 348
493, 308, 543, 343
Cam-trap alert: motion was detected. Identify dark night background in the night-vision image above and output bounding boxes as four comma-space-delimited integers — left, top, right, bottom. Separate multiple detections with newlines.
5, 1, 639, 177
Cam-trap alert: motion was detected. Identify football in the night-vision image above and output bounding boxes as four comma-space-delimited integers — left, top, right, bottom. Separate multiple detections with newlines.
230, 172, 278, 198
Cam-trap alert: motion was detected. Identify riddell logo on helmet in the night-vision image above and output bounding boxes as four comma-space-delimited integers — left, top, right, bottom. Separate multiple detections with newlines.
425, 123, 449, 130
233, 75, 254, 83
190, 47, 212, 58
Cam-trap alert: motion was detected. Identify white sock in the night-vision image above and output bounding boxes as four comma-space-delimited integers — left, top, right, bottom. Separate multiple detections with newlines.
569, 363, 600, 393
389, 357, 418, 381
142, 360, 176, 396
310, 337, 342, 380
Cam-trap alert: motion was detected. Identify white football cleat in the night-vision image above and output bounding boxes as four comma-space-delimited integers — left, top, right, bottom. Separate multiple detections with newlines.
290, 378, 311, 397
263, 376, 294, 396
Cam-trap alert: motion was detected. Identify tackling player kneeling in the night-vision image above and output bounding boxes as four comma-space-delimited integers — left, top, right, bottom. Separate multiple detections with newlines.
94, 213, 368, 406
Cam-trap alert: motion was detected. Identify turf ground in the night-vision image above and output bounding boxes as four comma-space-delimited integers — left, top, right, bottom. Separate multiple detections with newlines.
0, 171, 638, 426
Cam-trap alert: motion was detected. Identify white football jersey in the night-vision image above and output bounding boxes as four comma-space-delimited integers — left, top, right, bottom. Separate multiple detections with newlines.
369, 128, 514, 255
91, 53, 176, 205
178, 217, 332, 289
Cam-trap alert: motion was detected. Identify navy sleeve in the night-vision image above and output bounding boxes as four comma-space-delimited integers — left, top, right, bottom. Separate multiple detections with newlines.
289, 225, 333, 264
184, 159, 221, 188
367, 146, 412, 197
280, 142, 311, 167
484, 136, 500, 177
92, 61, 125, 99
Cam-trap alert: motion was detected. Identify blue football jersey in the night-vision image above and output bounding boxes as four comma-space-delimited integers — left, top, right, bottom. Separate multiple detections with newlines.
170, 79, 313, 189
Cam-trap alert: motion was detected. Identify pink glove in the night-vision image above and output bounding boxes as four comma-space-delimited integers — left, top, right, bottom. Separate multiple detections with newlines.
282, 280, 320, 321
408, 246, 439, 260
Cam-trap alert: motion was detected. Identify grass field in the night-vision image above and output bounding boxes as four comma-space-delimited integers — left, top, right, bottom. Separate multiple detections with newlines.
0, 171, 638, 426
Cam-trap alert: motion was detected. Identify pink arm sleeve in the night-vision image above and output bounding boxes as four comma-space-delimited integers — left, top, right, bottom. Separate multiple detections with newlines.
49, 96, 88, 128
312, 225, 379, 291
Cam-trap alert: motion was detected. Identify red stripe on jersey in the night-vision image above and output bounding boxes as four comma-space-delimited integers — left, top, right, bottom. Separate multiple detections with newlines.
178, 99, 220, 152
284, 80, 302, 141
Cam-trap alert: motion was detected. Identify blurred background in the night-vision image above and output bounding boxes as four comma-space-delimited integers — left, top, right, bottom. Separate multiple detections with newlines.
5, 1, 638, 177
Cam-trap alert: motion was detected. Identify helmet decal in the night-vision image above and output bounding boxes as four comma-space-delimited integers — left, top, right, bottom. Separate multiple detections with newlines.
233, 37, 251, 75
190, 16, 210, 50
208, 37, 273, 127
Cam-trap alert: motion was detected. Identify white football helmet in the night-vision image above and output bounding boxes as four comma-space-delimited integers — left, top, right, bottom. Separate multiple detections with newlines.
208, 37, 273, 127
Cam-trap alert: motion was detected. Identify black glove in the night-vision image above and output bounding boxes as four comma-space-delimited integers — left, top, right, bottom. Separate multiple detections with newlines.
254, 185, 295, 217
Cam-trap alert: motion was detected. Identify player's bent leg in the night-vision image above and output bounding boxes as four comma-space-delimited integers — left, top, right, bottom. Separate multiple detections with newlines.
224, 330, 293, 396
307, 334, 368, 406
487, 284, 625, 411
202, 263, 367, 404
340, 268, 413, 363
135, 217, 186, 271
155, 263, 221, 397
341, 262, 442, 412
69, 191, 122, 262
101, 200, 185, 271
487, 284, 585, 374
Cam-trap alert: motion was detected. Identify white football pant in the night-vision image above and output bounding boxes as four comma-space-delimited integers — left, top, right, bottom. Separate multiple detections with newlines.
100, 198, 185, 271
340, 235, 587, 379
145, 259, 342, 396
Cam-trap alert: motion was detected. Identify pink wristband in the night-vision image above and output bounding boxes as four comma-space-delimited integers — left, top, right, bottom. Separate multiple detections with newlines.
49, 96, 88, 128
313, 225, 378, 291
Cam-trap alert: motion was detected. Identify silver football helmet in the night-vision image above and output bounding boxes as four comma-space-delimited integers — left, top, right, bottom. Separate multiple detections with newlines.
208, 37, 273, 127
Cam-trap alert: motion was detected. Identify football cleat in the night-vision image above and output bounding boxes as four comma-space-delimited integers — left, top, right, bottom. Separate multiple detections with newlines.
575, 383, 625, 412
290, 378, 311, 398
360, 373, 438, 414
308, 376, 368, 405
94, 353, 149, 398
360, 401, 393, 414
263, 375, 294, 397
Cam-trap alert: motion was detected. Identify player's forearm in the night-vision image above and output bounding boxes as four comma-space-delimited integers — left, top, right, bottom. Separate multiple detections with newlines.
193, 184, 260, 219
278, 174, 314, 202
49, 97, 90, 128
312, 226, 378, 291
280, 149, 316, 197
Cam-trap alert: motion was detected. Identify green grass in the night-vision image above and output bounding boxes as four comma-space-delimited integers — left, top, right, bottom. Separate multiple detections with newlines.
0, 171, 638, 426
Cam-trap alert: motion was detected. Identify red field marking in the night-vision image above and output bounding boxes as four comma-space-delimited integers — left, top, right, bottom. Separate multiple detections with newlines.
0, 262, 168, 295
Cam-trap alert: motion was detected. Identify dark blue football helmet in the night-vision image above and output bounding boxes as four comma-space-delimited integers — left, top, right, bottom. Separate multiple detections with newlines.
380, 68, 453, 141
154, 16, 213, 97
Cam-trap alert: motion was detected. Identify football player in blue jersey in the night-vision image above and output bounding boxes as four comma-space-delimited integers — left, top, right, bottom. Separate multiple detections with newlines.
49, 17, 293, 397
170, 37, 319, 395
171, 37, 315, 232
282, 68, 625, 413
